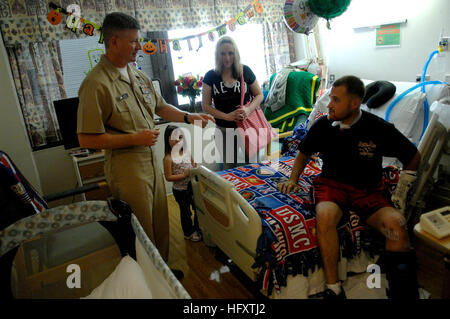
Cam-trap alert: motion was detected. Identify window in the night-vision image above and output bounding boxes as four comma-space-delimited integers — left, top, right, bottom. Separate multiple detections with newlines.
59, 37, 153, 99
58, 24, 268, 107
168, 24, 267, 106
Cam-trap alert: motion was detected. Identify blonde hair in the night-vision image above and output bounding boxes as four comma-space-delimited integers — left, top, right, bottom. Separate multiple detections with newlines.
214, 36, 242, 79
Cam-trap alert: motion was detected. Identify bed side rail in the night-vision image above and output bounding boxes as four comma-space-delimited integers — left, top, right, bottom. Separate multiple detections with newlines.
407, 113, 449, 222
191, 165, 262, 280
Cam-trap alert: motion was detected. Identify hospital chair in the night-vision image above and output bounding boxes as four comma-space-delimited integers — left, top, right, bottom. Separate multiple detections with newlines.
0, 150, 135, 299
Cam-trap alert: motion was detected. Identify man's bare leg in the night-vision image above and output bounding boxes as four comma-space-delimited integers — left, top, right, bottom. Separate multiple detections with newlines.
366, 206, 419, 299
316, 201, 343, 286
365, 206, 410, 252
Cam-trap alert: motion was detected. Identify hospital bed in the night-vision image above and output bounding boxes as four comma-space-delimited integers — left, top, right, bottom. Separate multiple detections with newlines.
0, 151, 190, 299
191, 80, 449, 298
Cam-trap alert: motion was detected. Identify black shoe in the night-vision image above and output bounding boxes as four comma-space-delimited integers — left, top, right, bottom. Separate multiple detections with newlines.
323, 288, 346, 300
171, 268, 184, 280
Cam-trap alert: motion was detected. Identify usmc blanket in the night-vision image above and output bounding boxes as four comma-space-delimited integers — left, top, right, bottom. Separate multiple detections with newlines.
218, 156, 399, 296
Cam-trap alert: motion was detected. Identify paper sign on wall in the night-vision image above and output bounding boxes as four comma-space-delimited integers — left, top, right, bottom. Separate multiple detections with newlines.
375, 23, 401, 47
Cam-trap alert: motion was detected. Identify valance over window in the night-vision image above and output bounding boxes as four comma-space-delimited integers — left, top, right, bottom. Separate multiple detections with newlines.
0, 0, 285, 46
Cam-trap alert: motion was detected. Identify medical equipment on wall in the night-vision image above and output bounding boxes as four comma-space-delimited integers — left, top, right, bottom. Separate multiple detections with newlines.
385, 37, 449, 143
416, 30, 450, 139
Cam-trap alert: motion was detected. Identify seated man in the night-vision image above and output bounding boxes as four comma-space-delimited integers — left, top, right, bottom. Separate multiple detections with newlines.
278, 75, 421, 300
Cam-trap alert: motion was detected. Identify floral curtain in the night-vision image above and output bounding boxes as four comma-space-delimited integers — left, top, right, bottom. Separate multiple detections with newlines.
263, 21, 295, 77
6, 41, 66, 149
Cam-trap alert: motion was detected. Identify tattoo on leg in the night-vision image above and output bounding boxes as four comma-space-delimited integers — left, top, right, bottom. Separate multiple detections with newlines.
381, 227, 400, 241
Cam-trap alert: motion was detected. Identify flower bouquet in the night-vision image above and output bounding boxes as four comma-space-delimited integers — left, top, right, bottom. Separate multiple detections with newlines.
174, 74, 203, 110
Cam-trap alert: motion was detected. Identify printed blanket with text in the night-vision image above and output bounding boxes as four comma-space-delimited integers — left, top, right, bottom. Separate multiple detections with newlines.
218, 156, 399, 295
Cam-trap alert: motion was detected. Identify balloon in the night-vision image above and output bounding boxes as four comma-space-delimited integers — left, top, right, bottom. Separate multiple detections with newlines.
283, 0, 319, 35
307, 0, 351, 20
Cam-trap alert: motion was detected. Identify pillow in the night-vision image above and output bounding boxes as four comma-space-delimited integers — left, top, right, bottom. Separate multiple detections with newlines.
82, 255, 153, 299
307, 88, 330, 129
362, 90, 426, 146
362, 81, 396, 109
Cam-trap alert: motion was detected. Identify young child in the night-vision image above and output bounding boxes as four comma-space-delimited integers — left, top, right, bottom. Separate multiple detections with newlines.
163, 125, 202, 242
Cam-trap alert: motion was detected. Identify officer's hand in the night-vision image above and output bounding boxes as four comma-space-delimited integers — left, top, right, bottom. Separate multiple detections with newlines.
137, 129, 160, 146
278, 180, 300, 194
188, 113, 215, 128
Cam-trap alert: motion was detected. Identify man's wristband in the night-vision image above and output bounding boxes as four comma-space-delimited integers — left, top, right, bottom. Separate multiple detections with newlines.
184, 112, 190, 124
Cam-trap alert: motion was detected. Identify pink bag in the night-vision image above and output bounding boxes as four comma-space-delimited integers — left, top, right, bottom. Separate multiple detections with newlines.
237, 67, 277, 158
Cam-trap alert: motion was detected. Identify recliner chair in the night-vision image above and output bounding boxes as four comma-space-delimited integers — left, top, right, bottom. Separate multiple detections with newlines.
0, 150, 135, 299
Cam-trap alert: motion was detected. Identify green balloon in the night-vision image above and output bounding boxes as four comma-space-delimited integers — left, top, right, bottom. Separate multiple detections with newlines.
307, 0, 351, 20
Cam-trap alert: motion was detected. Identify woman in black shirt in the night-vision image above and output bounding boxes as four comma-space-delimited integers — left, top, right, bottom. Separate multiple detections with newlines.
202, 36, 264, 169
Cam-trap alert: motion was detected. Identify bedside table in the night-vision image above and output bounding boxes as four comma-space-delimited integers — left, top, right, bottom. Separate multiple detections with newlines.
71, 151, 111, 200
413, 223, 450, 299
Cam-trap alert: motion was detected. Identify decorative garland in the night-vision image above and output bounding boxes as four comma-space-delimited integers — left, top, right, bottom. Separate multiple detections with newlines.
47, 1, 263, 56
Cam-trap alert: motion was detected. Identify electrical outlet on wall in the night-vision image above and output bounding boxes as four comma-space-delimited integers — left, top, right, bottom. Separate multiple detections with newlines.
327, 74, 335, 89
439, 37, 449, 51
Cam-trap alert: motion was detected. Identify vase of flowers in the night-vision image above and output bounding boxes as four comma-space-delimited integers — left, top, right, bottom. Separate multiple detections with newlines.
174, 74, 203, 112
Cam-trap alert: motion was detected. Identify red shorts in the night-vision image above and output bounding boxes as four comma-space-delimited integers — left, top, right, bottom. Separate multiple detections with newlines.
312, 176, 392, 221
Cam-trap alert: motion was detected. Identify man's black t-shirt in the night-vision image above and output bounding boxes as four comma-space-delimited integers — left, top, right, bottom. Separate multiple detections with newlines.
203, 65, 256, 128
299, 111, 418, 189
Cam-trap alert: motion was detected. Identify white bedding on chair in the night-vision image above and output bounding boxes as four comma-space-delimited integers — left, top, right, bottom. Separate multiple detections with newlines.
82, 255, 153, 299
83, 214, 191, 299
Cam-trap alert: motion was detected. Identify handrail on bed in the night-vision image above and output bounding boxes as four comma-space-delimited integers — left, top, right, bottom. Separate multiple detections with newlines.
191, 166, 261, 229
407, 113, 450, 223
191, 165, 263, 280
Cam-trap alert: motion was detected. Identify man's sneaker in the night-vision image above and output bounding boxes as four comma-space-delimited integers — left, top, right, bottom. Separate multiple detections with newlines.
170, 268, 184, 280
323, 288, 346, 300
184, 231, 202, 242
